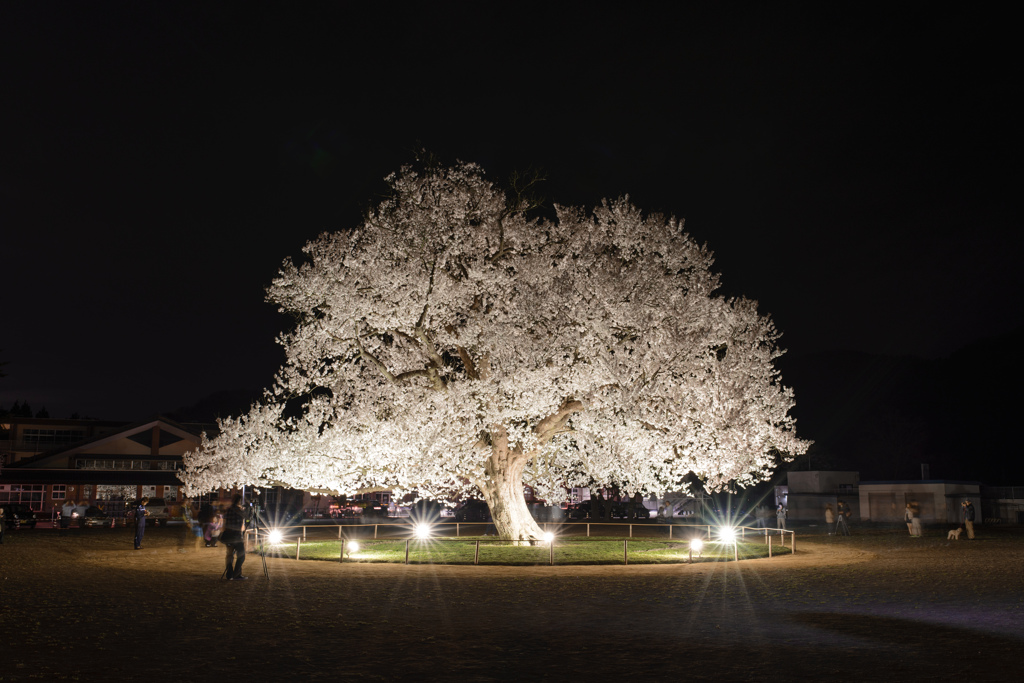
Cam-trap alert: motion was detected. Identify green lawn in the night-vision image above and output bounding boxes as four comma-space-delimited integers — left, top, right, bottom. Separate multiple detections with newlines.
259, 536, 792, 565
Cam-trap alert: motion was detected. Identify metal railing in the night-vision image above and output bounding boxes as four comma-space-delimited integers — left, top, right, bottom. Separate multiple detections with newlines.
244, 521, 796, 565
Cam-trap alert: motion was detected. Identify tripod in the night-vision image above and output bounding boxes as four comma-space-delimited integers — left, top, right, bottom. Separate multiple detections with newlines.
250, 501, 270, 580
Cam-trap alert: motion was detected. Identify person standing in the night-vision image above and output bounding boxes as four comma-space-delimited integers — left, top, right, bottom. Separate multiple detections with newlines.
961, 499, 976, 539
75, 500, 89, 529
133, 497, 149, 550
836, 499, 851, 536
825, 503, 835, 534
61, 499, 75, 531
905, 503, 923, 537
776, 504, 787, 530
222, 494, 248, 580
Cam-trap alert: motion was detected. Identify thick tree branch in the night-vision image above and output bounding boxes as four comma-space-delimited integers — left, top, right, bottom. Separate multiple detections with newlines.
534, 398, 584, 446
353, 334, 399, 385
457, 345, 479, 380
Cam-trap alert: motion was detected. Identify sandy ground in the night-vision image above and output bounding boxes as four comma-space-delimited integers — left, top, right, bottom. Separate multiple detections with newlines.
1, 523, 1022, 682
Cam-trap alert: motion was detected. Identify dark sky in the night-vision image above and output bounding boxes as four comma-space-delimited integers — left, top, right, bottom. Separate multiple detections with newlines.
2, 4, 1020, 421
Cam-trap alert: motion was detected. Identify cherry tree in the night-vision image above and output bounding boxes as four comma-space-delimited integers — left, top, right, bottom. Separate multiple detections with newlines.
180, 162, 807, 541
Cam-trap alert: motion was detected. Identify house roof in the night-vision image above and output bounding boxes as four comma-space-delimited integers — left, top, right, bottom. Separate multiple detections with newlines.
6, 415, 206, 468
0, 468, 181, 485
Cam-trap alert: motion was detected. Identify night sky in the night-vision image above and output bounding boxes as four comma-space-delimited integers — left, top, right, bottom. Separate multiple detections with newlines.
2, 4, 1020, 424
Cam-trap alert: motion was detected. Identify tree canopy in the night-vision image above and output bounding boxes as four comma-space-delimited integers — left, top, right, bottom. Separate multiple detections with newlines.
181, 162, 807, 539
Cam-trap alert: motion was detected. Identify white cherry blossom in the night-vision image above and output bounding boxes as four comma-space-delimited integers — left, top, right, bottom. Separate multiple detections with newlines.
181, 162, 808, 541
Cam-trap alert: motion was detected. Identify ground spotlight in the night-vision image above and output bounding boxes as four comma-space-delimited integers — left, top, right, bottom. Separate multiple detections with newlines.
689, 538, 704, 552
415, 523, 431, 540
268, 529, 284, 544
347, 540, 360, 553
543, 531, 555, 544
718, 527, 737, 544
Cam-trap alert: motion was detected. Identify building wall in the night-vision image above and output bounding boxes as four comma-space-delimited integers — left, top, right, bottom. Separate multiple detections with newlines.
787, 492, 861, 523
858, 482, 980, 524
788, 471, 859, 493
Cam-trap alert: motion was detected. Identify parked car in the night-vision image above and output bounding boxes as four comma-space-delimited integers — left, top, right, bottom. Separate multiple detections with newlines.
128, 498, 172, 526
566, 503, 589, 520
564, 501, 633, 520
361, 500, 390, 520
1, 503, 38, 529
454, 499, 491, 522
81, 505, 114, 528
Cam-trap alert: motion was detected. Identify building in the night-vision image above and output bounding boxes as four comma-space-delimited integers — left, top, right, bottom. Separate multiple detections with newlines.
980, 486, 1024, 524
1, 416, 127, 465
858, 479, 981, 524
781, 470, 861, 521
0, 415, 212, 521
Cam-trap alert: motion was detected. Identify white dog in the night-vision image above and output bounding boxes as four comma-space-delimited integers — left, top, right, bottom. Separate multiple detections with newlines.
948, 528, 962, 540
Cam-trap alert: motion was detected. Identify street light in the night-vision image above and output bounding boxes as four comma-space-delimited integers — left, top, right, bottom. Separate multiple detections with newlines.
718, 526, 739, 561
689, 537, 703, 562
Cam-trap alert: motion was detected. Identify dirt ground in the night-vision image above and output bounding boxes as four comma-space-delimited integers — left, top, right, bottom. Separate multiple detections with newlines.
1, 523, 1022, 682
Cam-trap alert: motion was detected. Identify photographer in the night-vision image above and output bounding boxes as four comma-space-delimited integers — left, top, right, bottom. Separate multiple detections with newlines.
221, 493, 248, 580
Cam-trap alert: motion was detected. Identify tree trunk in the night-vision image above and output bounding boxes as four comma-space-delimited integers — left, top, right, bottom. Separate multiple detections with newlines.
478, 439, 544, 542
602, 488, 614, 523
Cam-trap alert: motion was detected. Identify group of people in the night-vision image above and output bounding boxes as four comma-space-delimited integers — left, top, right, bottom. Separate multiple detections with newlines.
751, 504, 789, 529
138, 494, 248, 579
903, 499, 975, 538
59, 499, 90, 529
193, 495, 249, 580
824, 501, 851, 535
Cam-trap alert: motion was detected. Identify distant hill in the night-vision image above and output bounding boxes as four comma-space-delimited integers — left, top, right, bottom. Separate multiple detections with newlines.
778, 327, 1023, 484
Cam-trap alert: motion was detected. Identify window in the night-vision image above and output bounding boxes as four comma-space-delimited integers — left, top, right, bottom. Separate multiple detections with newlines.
96, 484, 136, 501
53, 485, 67, 500
23, 428, 85, 445
0, 484, 45, 509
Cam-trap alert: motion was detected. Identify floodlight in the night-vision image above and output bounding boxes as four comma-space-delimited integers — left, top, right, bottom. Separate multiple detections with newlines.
718, 527, 737, 544
347, 540, 360, 553
543, 531, 555, 544
415, 523, 431, 540
268, 529, 284, 544
689, 538, 704, 552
